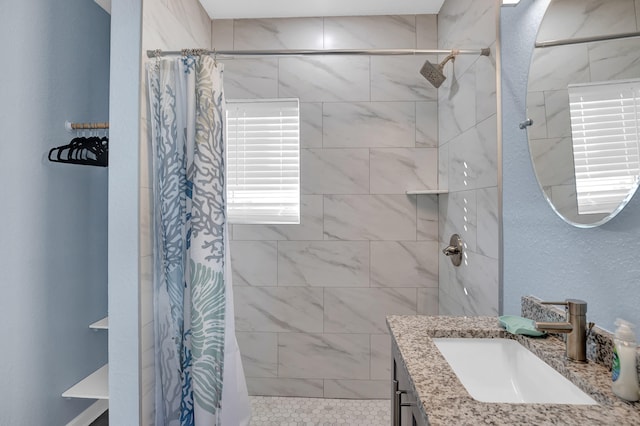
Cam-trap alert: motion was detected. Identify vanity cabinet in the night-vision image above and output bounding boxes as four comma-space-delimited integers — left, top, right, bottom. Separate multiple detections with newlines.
391, 339, 427, 426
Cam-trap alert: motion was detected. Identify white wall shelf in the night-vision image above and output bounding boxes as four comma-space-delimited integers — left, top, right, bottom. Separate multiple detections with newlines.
94, 0, 111, 14
405, 189, 448, 195
65, 400, 108, 426
89, 317, 109, 330
62, 365, 109, 400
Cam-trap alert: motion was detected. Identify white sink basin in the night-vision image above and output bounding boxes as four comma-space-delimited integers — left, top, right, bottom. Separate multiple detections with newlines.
432, 338, 597, 405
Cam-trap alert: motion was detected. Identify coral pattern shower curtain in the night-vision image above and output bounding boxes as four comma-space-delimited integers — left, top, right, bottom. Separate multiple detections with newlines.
147, 55, 250, 426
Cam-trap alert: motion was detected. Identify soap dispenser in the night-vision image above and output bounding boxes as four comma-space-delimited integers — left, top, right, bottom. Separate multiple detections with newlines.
612, 319, 640, 402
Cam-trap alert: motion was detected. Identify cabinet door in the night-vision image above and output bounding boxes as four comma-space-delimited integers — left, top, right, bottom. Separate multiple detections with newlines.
392, 341, 423, 426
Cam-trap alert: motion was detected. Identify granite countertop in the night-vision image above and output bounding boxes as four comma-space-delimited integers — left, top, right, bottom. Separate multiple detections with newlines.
387, 315, 640, 425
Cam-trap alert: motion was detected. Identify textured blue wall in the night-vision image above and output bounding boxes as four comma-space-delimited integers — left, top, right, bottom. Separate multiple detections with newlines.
501, 0, 640, 331
0, 1, 110, 424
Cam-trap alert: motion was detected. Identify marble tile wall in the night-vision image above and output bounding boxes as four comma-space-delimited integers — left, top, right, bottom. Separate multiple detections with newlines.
214, 15, 440, 399
141, 0, 211, 424
437, 0, 499, 316
536, 0, 638, 42
526, 0, 640, 225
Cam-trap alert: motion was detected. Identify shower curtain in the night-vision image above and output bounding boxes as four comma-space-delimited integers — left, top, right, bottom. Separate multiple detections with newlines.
147, 55, 250, 426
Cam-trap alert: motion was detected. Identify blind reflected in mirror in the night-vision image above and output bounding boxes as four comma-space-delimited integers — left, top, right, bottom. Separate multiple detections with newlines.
568, 79, 640, 215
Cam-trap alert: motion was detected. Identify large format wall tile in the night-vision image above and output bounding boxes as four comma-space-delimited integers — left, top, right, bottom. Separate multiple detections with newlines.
438, 142, 449, 190
302, 149, 370, 194
300, 103, 323, 148
417, 287, 439, 315
140, 257, 153, 327
324, 16, 416, 49
536, 0, 636, 42
448, 116, 498, 192
370, 241, 438, 288
370, 334, 391, 380
143, 0, 208, 50
439, 250, 499, 316
439, 190, 477, 253
437, 0, 498, 329
438, 0, 495, 48
525, 91, 548, 140
234, 18, 324, 50
234, 286, 324, 333
416, 15, 438, 48
232, 195, 324, 241
211, 19, 233, 49
438, 0, 495, 76
438, 287, 465, 316
323, 102, 416, 148
323, 380, 388, 399
277, 241, 370, 286
278, 333, 370, 379
416, 101, 438, 148
230, 241, 277, 286
371, 56, 438, 101
247, 378, 324, 397
417, 195, 439, 241
588, 38, 640, 81
438, 68, 476, 144
475, 46, 497, 123
528, 45, 589, 92
221, 58, 278, 98
236, 332, 278, 378
162, 0, 211, 45
279, 57, 370, 102
476, 187, 499, 260
370, 148, 437, 194
544, 90, 570, 139
221, 13, 448, 398
141, 321, 155, 426
324, 288, 417, 333
528, 136, 575, 187
324, 195, 417, 241
140, 188, 153, 258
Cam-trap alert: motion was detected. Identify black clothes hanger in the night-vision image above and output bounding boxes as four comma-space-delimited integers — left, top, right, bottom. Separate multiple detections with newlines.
48, 135, 108, 167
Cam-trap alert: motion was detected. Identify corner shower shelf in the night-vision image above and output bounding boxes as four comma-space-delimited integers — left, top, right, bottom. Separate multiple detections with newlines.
89, 317, 109, 330
405, 189, 449, 195
62, 364, 109, 400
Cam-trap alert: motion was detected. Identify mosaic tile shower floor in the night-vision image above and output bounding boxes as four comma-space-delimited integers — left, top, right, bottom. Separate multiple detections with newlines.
249, 396, 391, 426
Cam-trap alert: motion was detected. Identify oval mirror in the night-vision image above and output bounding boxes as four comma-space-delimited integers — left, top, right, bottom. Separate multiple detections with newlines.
526, 0, 640, 227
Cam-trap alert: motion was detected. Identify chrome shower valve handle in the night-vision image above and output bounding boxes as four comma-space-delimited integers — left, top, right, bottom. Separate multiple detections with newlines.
442, 234, 463, 266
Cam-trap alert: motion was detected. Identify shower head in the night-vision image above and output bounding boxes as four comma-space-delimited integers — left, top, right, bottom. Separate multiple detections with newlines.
420, 51, 458, 88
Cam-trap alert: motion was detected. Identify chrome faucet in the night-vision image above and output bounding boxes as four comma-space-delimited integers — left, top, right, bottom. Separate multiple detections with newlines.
534, 299, 593, 363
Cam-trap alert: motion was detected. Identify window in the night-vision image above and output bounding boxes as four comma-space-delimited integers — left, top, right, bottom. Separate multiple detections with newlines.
568, 79, 640, 215
225, 98, 300, 224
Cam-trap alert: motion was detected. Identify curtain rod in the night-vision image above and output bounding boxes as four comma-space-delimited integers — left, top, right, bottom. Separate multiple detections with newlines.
535, 31, 640, 48
146, 48, 491, 58
64, 121, 109, 131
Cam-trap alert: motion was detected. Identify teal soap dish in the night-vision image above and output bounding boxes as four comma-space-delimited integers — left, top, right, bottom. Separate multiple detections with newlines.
498, 315, 546, 337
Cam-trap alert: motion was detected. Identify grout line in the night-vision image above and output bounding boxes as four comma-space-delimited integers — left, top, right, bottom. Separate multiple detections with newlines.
276, 331, 280, 377
276, 240, 279, 287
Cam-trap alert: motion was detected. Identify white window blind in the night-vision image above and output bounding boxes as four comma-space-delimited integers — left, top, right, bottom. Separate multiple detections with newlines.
568, 79, 640, 215
225, 98, 300, 224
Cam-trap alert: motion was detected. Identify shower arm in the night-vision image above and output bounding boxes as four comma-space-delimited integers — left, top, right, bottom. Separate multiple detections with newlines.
146, 47, 490, 59
438, 50, 459, 70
